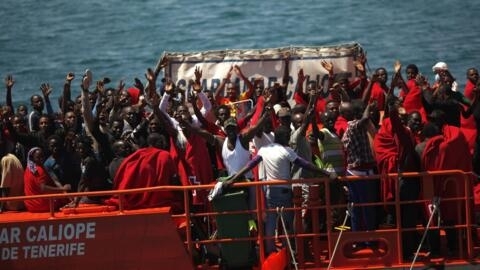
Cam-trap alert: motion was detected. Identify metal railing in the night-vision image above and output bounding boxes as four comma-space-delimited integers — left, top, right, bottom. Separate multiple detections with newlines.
0, 169, 478, 269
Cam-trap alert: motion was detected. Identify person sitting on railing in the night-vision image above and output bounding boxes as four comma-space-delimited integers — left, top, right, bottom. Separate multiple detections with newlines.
217, 125, 337, 256
23, 147, 71, 212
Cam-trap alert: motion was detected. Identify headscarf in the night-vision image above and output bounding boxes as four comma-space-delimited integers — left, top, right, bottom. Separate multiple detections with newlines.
27, 147, 41, 174
1, 153, 25, 210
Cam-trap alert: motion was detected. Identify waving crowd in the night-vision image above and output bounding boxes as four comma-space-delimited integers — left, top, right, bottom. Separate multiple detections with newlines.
0, 53, 479, 258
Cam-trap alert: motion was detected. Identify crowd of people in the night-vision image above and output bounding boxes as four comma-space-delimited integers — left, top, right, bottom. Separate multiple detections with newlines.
0, 53, 479, 259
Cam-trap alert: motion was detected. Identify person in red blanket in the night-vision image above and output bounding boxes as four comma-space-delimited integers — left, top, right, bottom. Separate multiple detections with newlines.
374, 98, 422, 259
417, 109, 473, 257
396, 62, 428, 122
107, 133, 183, 212
460, 68, 479, 154
363, 68, 388, 112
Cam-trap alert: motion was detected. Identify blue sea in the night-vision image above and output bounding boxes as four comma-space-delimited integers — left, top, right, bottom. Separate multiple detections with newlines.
1, 0, 480, 109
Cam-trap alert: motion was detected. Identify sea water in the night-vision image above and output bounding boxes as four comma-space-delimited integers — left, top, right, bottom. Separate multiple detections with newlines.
1, 0, 479, 108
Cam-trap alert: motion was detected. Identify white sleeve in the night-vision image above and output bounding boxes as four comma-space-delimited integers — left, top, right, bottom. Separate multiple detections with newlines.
159, 93, 170, 112
284, 146, 299, 162
197, 91, 211, 116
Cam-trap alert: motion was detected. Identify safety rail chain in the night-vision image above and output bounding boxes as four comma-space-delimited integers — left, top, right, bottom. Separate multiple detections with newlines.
0, 169, 478, 269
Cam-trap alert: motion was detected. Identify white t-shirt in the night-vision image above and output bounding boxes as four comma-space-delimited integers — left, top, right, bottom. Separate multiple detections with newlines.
257, 143, 298, 181
222, 135, 253, 178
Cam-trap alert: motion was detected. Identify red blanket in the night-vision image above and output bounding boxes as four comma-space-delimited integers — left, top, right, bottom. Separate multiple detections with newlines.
422, 125, 472, 221
107, 147, 183, 211
373, 118, 398, 203
461, 80, 477, 154
170, 133, 213, 206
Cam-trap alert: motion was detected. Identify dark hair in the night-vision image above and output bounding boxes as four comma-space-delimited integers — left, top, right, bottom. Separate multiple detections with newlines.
76, 135, 94, 153
406, 64, 419, 74
147, 133, 168, 150
215, 105, 231, 117
291, 104, 307, 114
47, 134, 64, 145
427, 109, 446, 129
422, 122, 441, 138
274, 125, 291, 145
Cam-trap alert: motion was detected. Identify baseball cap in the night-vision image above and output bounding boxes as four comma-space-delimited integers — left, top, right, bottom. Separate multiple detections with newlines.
223, 117, 238, 128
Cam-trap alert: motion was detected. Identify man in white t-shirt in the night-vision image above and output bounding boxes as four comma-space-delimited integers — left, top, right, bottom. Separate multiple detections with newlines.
220, 125, 336, 255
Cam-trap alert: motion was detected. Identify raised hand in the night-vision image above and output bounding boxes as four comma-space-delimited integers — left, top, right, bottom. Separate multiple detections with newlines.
66, 72, 75, 83
5, 75, 14, 89
321, 60, 334, 75
297, 68, 306, 83
194, 66, 202, 82
358, 51, 367, 65
354, 61, 365, 72
263, 87, 273, 104
164, 78, 174, 94
81, 76, 90, 91
354, 52, 367, 72
394, 60, 402, 74
96, 80, 105, 94
117, 79, 125, 92
145, 68, 156, 83
40, 83, 52, 97
134, 77, 144, 92
415, 74, 428, 88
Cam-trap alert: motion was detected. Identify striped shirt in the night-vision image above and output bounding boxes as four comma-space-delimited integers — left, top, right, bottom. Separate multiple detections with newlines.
317, 128, 346, 175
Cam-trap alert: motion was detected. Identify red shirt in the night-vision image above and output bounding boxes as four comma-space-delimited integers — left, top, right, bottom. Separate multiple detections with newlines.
369, 82, 386, 111
24, 166, 56, 212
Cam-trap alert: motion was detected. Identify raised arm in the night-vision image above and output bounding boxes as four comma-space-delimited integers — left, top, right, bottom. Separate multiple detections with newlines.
61, 72, 75, 115
193, 67, 212, 115
235, 65, 254, 100
40, 83, 54, 115
240, 105, 274, 145
151, 93, 177, 138
159, 79, 174, 112
214, 66, 233, 102
282, 54, 290, 88
321, 60, 335, 90
362, 72, 378, 105
294, 68, 308, 105
144, 67, 157, 99
5, 75, 14, 112
81, 77, 95, 133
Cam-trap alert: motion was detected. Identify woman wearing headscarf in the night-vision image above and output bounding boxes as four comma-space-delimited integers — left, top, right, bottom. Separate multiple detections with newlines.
23, 147, 71, 212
